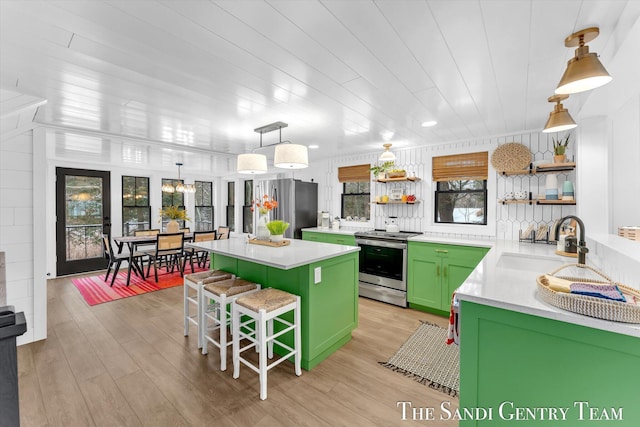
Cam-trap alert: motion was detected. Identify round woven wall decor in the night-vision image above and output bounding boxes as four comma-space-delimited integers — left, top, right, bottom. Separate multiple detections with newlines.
491, 142, 531, 171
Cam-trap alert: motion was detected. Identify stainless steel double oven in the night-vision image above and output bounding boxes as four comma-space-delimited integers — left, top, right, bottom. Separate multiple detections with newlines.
354, 230, 421, 307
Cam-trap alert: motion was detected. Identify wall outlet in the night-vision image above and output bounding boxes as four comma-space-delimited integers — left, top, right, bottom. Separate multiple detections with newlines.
314, 267, 321, 284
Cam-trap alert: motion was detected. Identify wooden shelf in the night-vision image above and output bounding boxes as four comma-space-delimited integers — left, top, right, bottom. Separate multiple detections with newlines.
498, 199, 576, 205
499, 162, 575, 176
374, 201, 420, 205
376, 176, 422, 183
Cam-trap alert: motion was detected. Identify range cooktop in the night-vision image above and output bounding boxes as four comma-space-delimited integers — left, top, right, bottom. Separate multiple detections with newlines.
354, 230, 422, 242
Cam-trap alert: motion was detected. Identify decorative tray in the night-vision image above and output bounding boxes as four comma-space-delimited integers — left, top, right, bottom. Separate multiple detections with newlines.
248, 238, 290, 247
536, 264, 640, 323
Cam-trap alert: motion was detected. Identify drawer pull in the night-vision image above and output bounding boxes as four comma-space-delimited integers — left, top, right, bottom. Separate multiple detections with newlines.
435, 249, 449, 253
436, 265, 440, 276
443, 266, 447, 278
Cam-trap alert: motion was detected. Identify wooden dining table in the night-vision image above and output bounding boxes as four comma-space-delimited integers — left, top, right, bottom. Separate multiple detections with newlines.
113, 233, 193, 286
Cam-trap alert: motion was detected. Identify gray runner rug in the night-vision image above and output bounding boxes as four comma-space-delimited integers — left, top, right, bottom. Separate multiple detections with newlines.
379, 321, 459, 397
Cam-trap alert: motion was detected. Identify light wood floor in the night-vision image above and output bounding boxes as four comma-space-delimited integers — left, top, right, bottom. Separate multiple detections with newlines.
17, 273, 458, 426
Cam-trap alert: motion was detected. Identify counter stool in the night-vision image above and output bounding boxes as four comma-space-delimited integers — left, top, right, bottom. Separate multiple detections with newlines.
201, 278, 261, 371
183, 270, 233, 348
232, 288, 301, 400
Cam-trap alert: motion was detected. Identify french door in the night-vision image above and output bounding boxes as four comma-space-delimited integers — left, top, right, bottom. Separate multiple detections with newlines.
56, 168, 111, 275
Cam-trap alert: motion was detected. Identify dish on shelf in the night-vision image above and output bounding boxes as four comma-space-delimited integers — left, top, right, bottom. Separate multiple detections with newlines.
491, 142, 532, 171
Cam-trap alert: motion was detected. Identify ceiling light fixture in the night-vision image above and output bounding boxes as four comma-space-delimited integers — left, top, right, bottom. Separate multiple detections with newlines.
378, 143, 396, 162
162, 162, 195, 193
542, 94, 577, 133
555, 27, 613, 95
237, 121, 308, 173
421, 120, 437, 127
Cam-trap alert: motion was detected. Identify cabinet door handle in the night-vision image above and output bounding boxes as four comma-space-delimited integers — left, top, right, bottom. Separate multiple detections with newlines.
435, 249, 449, 254
443, 266, 447, 278
436, 265, 440, 276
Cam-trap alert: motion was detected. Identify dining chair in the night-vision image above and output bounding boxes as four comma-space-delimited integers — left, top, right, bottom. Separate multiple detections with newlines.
134, 228, 161, 251
143, 232, 185, 282
217, 226, 230, 240
183, 230, 217, 273
102, 235, 146, 287
179, 227, 190, 233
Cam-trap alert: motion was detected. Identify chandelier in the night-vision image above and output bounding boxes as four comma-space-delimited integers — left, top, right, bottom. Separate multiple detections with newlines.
162, 162, 195, 193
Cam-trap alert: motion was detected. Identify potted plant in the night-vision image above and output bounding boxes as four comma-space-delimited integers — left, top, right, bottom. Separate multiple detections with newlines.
266, 220, 290, 243
159, 205, 190, 233
370, 161, 395, 179
552, 134, 571, 163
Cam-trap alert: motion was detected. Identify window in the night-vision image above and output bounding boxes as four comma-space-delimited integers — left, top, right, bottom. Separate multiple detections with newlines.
342, 182, 370, 219
122, 176, 150, 236
242, 180, 253, 234
161, 178, 185, 229
339, 164, 371, 220
226, 181, 235, 232
194, 181, 213, 231
433, 152, 488, 225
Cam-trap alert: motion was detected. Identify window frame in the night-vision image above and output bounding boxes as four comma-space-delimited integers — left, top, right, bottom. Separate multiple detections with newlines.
341, 181, 371, 220
226, 181, 235, 232
434, 179, 488, 225
194, 180, 214, 232
242, 180, 253, 234
122, 175, 151, 236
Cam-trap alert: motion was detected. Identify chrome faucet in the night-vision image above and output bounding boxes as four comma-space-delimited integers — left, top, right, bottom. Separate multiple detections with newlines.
555, 215, 589, 265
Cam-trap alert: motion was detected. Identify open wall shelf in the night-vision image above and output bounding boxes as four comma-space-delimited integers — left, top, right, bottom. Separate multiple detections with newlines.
498, 162, 575, 176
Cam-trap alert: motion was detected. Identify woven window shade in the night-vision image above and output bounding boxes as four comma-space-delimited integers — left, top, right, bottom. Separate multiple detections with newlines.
338, 164, 371, 183
432, 152, 488, 182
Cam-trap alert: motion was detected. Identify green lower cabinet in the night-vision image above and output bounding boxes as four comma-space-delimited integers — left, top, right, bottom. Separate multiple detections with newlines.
302, 231, 356, 246
407, 242, 488, 313
460, 301, 640, 426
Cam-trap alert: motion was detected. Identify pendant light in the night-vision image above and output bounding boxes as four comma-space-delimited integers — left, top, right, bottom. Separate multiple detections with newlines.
542, 94, 577, 133
238, 121, 308, 173
555, 27, 612, 95
162, 162, 195, 193
274, 143, 308, 169
378, 143, 396, 162
237, 153, 268, 174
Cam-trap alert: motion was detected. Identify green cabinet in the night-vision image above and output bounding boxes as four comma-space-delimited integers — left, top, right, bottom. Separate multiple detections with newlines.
407, 242, 488, 313
302, 231, 356, 246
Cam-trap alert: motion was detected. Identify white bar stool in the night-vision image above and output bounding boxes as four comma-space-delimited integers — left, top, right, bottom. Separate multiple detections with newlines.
183, 270, 233, 348
200, 278, 261, 371
232, 288, 301, 400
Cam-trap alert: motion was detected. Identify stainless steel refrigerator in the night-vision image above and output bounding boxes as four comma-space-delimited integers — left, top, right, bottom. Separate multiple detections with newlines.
256, 179, 318, 239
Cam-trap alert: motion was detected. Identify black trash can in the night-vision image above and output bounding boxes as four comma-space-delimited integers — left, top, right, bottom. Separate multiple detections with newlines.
0, 306, 27, 427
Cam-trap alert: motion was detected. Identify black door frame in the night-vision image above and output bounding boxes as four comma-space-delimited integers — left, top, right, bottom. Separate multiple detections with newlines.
56, 167, 111, 275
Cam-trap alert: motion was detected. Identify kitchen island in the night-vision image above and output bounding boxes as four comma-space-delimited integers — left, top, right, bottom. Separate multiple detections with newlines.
454, 240, 640, 426
187, 238, 360, 370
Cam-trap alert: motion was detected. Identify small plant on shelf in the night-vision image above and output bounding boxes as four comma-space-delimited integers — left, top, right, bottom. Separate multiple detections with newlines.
552, 134, 571, 156
370, 161, 395, 179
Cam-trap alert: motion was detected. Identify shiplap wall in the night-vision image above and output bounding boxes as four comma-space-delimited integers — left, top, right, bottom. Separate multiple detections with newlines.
0, 130, 35, 345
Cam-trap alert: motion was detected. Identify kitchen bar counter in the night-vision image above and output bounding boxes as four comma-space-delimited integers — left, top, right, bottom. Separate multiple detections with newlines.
187, 237, 360, 370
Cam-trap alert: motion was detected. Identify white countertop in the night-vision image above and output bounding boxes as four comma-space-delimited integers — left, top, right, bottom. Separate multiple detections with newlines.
408, 234, 493, 248
301, 227, 373, 235
187, 237, 360, 270
454, 239, 640, 338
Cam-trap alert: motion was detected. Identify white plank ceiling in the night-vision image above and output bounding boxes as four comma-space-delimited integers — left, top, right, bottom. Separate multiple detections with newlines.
0, 0, 637, 161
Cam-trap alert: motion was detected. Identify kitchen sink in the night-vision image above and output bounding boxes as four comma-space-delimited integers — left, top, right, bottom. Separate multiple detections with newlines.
496, 252, 564, 273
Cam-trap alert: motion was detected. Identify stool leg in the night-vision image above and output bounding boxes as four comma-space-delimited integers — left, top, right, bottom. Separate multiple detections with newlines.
267, 319, 274, 359
259, 309, 268, 400
232, 303, 240, 379
219, 295, 227, 371
201, 291, 208, 355
294, 297, 302, 376
183, 281, 189, 337
196, 283, 202, 349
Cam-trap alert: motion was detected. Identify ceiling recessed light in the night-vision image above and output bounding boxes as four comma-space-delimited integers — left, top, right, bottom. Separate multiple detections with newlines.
308, 144, 319, 149
421, 120, 437, 127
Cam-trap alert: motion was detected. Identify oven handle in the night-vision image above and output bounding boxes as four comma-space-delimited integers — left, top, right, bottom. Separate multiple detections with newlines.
356, 238, 407, 250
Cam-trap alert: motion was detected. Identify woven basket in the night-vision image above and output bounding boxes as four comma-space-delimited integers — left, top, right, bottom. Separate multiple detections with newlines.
536, 264, 640, 324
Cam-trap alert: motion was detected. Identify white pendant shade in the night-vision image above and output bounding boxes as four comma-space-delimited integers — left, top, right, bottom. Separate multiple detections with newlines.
274, 143, 308, 169
237, 153, 268, 174
378, 143, 396, 162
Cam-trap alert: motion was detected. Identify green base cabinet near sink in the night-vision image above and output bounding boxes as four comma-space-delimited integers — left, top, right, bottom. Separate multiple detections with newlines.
407, 242, 488, 314
459, 301, 640, 426
302, 231, 356, 246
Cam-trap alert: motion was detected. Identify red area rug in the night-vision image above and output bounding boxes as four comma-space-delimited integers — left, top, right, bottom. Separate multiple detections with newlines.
72, 266, 206, 306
